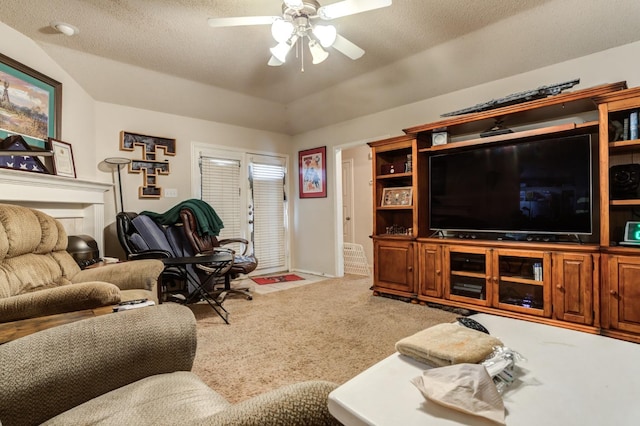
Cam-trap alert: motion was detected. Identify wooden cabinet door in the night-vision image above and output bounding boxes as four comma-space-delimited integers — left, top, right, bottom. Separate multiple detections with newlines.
444, 245, 492, 307
418, 243, 442, 297
553, 252, 593, 325
492, 249, 552, 317
609, 256, 640, 334
373, 240, 415, 294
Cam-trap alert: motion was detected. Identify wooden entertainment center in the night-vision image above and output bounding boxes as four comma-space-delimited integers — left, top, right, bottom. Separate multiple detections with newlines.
369, 81, 640, 343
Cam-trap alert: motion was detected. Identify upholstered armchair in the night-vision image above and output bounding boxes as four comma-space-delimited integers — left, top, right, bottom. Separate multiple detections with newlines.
0, 203, 164, 323
0, 304, 340, 425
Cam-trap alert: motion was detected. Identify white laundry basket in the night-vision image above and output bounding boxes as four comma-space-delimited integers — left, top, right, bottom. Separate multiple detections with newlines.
343, 242, 370, 276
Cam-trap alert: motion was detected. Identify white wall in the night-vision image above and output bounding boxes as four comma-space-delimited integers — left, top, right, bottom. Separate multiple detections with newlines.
292, 40, 640, 276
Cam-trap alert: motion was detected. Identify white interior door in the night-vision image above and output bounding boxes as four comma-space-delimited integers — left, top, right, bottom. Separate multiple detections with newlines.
342, 159, 354, 243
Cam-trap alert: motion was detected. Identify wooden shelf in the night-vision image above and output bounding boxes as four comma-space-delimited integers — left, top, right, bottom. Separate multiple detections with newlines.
377, 206, 413, 211
500, 276, 544, 286
451, 271, 485, 279
609, 138, 640, 152
404, 82, 626, 135
377, 172, 411, 180
376, 234, 413, 239
610, 199, 640, 206
419, 121, 597, 153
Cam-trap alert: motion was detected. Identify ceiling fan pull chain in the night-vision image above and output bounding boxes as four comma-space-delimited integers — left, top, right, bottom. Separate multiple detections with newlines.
301, 36, 305, 72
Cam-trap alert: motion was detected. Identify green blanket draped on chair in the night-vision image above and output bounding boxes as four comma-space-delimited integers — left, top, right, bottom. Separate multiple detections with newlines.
141, 199, 224, 236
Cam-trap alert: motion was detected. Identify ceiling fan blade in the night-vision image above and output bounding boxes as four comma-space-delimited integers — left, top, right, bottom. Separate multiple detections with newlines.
207, 16, 278, 28
268, 56, 284, 66
318, 0, 392, 20
332, 34, 365, 60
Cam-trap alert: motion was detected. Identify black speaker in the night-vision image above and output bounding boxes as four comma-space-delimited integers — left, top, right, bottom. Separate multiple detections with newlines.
610, 164, 640, 199
67, 235, 100, 269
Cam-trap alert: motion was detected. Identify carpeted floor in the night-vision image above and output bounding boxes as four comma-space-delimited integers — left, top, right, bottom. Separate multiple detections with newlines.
188, 274, 459, 403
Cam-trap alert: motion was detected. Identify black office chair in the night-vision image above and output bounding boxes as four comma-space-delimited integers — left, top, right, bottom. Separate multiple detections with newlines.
115, 212, 234, 323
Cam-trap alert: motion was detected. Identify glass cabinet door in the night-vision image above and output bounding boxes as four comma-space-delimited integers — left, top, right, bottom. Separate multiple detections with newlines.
444, 246, 492, 307
492, 249, 552, 317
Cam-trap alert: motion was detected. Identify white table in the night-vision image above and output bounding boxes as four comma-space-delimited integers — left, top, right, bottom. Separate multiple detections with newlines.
328, 313, 640, 425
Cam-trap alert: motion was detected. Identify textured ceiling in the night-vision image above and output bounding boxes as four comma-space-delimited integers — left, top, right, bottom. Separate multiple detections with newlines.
2, 0, 640, 135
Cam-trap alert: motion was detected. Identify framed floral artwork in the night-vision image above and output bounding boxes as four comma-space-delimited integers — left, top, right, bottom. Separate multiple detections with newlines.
299, 146, 327, 198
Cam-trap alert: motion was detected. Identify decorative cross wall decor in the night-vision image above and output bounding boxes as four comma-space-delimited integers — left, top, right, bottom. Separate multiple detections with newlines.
120, 131, 176, 198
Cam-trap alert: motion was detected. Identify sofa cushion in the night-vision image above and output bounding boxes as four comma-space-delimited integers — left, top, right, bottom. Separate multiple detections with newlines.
42, 371, 231, 426
0, 204, 65, 260
31, 208, 68, 253
0, 253, 68, 298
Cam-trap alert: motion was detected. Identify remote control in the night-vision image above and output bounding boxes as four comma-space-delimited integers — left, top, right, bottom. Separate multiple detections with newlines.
457, 317, 490, 334
118, 298, 148, 306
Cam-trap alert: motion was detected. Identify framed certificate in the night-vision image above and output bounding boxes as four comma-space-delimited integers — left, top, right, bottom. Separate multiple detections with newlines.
49, 138, 76, 178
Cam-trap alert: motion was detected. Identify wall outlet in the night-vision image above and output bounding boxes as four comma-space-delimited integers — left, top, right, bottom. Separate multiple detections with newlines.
164, 188, 178, 198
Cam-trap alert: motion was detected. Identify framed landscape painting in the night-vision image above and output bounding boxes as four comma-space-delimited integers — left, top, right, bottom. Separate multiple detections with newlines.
299, 146, 327, 198
0, 53, 62, 149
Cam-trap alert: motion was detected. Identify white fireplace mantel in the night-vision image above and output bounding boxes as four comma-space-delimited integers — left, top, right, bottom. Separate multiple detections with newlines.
0, 169, 112, 253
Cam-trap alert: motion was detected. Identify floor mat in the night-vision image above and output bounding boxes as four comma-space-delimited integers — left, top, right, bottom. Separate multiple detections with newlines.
252, 274, 304, 285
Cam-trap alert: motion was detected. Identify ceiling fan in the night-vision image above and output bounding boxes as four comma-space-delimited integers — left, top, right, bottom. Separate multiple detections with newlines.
207, 0, 392, 70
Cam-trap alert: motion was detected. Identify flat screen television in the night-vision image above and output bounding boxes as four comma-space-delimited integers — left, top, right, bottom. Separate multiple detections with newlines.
429, 134, 593, 236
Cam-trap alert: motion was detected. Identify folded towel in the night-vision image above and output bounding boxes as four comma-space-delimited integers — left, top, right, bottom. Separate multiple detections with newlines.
395, 322, 503, 367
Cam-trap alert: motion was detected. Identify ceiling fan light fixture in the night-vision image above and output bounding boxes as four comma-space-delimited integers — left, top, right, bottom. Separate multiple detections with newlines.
270, 35, 298, 63
270, 42, 290, 63
271, 18, 294, 43
268, 56, 284, 66
312, 24, 337, 48
308, 39, 329, 64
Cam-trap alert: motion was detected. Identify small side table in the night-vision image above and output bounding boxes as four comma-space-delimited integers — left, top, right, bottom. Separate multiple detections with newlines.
161, 250, 234, 323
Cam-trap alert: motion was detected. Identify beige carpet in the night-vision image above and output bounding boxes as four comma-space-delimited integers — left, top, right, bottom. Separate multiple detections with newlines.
189, 274, 459, 403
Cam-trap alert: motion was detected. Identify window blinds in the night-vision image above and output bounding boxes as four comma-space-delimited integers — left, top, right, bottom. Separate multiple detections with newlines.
250, 158, 286, 271
200, 156, 242, 245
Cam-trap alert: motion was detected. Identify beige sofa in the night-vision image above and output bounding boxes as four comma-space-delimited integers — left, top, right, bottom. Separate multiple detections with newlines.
0, 203, 164, 323
0, 303, 340, 425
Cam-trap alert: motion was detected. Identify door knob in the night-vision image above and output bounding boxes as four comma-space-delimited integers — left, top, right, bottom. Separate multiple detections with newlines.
346, 217, 351, 220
